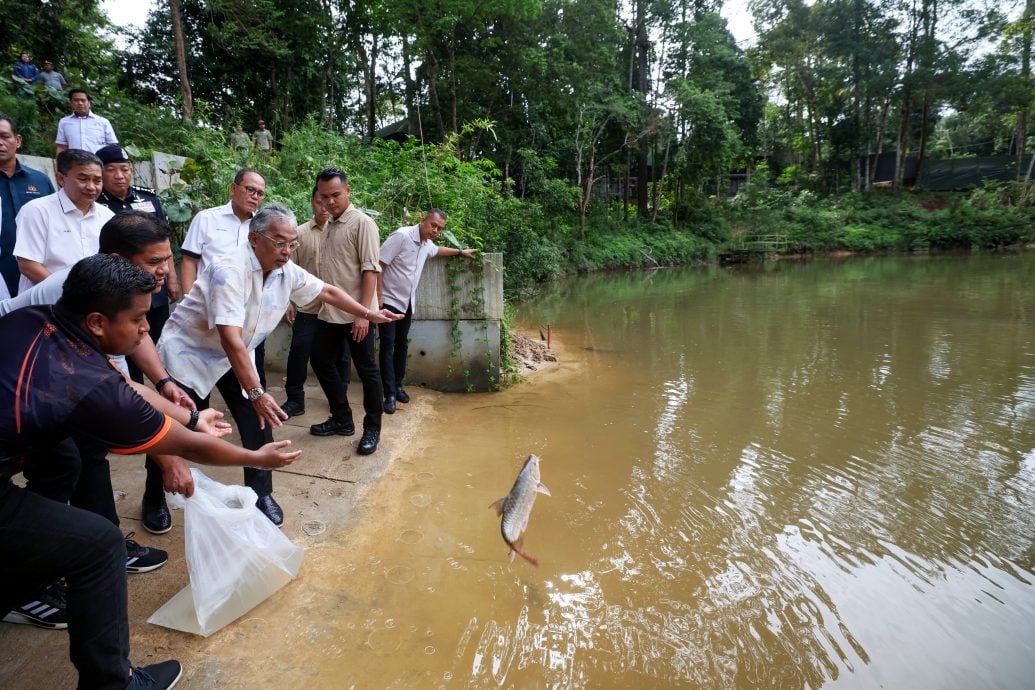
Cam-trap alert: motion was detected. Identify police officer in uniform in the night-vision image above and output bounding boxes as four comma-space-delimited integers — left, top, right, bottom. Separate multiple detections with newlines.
96, 145, 188, 534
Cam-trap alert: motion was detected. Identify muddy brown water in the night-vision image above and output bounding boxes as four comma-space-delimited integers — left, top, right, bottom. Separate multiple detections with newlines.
303, 253, 1035, 688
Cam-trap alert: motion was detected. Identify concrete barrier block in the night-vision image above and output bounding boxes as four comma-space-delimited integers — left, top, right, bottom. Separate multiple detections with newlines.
413, 253, 503, 321
405, 320, 501, 392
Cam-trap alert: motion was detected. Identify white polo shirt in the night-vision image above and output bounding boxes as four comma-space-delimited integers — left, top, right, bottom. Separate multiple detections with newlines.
379, 224, 439, 313
180, 201, 252, 275
157, 243, 324, 397
12, 189, 114, 294
54, 112, 118, 153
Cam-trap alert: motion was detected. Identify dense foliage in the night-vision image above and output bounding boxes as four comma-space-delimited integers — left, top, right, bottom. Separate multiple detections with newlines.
2, 0, 1033, 295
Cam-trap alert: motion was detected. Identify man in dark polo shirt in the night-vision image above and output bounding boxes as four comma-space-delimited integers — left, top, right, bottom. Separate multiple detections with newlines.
0, 254, 301, 690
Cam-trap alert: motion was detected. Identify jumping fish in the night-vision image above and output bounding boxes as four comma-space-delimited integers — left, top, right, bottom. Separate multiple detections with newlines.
489, 454, 551, 566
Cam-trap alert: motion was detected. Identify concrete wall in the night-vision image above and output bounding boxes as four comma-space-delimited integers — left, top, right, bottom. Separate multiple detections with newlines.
265, 253, 503, 392
17, 151, 186, 191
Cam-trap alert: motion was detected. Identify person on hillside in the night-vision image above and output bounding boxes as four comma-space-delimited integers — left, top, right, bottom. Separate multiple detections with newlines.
12, 52, 38, 83
0, 253, 303, 689
0, 213, 209, 632
377, 209, 476, 413
156, 203, 402, 526
0, 112, 55, 301
38, 60, 67, 90
308, 167, 385, 455
13, 148, 113, 294
230, 124, 251, 156
54, 88, 119, 154
252, 120, 273, 160
280, 190, 347, 417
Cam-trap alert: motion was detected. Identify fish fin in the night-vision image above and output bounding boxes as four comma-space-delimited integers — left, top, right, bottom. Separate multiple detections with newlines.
537, 483, 551, 496
488, 497, 506, 516
511, 537, 539, 567
508, 548, 517, 565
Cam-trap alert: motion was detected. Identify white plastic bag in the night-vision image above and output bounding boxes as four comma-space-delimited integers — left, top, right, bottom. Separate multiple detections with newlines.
148, 469, 303, 637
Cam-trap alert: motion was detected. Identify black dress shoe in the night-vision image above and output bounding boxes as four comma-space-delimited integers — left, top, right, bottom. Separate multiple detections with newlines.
141, 497, 172, 535
310, 417, 355, 436
395, 387, 410, 404
255, 494, 284, 527
356, 429, 380, 455
383, 396, 396, 414
280, 399, 305, 417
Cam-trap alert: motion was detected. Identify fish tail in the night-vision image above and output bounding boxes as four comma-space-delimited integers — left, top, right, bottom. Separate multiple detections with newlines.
507, 537, 539, 567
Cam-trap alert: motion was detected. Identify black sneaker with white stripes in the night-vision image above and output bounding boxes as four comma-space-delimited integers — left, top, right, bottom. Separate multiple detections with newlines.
126, 660, 183, 689
125, 532, 168, 574
2, 581, 68, 629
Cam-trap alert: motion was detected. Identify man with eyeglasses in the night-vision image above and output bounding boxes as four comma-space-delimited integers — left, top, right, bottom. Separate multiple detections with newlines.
179, 168, 267, 296
158, 168, 271, 527
157, 204, 402, 526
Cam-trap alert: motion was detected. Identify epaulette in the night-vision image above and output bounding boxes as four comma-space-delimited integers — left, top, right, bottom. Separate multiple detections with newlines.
130, 185, 158, 196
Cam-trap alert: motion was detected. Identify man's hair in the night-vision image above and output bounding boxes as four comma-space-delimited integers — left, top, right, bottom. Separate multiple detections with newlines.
251, 202, 296, 234
233, 168, 264, 185
427, 208, 447, 222
315, 167, 348, 186
57, 149, 102, 175
58, 254, 155, 322
68, 87, 90, 101
0, 112, 19, 136
98, 211, 173, 257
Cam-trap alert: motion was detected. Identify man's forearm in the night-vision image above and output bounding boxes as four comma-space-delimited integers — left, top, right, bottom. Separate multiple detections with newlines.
359, 270, 377, 310
180, 256, 198, 296
217, 327, 262, 392
128, 337, 169, 384
17, 258, 50, 285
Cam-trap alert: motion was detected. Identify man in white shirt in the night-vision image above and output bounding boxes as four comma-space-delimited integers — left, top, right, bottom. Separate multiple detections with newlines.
157, 203, 402, 525
377, 209, 476, 413
13, 148, 113, 294
179, 168, 266, 295
54, 89, 119, 154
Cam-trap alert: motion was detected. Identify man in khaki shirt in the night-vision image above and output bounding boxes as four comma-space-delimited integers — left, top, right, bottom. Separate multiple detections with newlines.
308, 168, 384, 455
280, 190, 346, 416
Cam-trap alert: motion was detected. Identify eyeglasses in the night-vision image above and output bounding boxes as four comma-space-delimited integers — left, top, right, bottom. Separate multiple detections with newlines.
237, 184, 266, 199
255, 233, 299, 251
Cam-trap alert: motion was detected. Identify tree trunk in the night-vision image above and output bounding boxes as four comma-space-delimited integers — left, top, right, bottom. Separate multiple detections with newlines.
169, 0, 192, 122
1017, 0, 1033, 175
635, 0, 650, 217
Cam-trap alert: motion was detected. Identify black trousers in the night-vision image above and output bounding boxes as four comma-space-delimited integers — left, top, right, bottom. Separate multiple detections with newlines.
0, 480, 130, 688
378, 303, 413, 397
145, 342, 273, 500
284, 311, 348, 403
310, 319, 383, 432
23, 437, 119, 526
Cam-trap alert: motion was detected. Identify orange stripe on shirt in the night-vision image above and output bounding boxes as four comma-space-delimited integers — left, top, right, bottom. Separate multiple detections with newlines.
110, 413, 174, 455
14, 330, 46, 434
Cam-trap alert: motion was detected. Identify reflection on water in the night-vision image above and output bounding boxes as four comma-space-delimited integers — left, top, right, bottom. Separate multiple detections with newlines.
310, 254, 1035, 688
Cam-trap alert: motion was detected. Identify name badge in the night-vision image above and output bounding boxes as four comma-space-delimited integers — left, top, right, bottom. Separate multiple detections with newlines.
131, 201, 157, 214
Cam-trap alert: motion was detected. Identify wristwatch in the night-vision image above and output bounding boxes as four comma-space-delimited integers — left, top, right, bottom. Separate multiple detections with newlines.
247, 386, 265, 401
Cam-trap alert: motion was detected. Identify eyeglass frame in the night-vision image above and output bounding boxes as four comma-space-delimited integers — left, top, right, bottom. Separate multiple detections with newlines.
234, 183, 266, 199
253, 231, 300, 251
